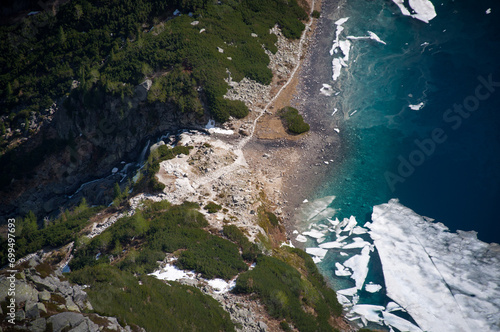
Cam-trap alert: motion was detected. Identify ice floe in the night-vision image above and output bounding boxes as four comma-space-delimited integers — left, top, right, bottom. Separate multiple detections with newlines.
391, 0, 437, 23
409, 102, 425, 110
343, 245, 372, 290
486, 8, 491, 14
364, 282, 382, 293
369, 199, 500, 332
320, 83, 335, 96
383, 312, 423, 332
303, 229, 327, 239
295, 234, 308, 242
305, 247, 328, 261
346, 32, 387, 45
351, 305, 385, 325
335, 262, 352, 277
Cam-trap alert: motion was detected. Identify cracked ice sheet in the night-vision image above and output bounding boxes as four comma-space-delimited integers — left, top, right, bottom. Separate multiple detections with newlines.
300, 196, 336, 223
370, 199, 500, 332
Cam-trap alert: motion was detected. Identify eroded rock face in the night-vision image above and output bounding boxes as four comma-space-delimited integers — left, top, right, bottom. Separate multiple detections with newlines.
0, 266, 132, 332
0, 83, 206, 219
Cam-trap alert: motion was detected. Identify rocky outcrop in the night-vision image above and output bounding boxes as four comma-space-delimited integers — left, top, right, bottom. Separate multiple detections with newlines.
0, 80, 207, 220
0, 260, 133, 331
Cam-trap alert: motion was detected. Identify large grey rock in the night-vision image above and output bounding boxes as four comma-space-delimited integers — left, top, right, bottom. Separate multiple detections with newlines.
69, 318, 100, 332
25, 302, 40, 319
29, 318, 47, 332
65, 297, 81, 312
56, 280, 73, 296
16, 281, 39, 305
28, 275, 57, 292
15, 310, 25, 322
48, 312, 85, 332
38, 290, 51, 302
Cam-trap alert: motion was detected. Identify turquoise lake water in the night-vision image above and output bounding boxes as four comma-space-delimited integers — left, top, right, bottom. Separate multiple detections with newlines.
305, 0, 500, 327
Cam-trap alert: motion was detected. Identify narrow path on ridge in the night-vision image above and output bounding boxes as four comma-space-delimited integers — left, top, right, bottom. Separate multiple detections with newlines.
193, 0, 316, 188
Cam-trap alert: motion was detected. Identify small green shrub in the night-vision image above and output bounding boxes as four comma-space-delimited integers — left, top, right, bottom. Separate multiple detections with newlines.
279, 106, 310, 134
312, 10, 320, 18
205, 201, 222, 213
223, 225, 261, 262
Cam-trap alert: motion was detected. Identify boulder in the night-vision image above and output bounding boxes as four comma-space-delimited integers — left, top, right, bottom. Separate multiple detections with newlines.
29, 318, 47, 332
38, 290, 51, 302
47, 312, 86, 332
28, 275, 57, 292
25, 302, 46, 319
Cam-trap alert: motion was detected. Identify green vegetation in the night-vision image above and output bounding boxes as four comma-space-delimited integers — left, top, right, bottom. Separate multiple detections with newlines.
70, 264, 235, 332
0, 199, 103, 266
312, 10, 321, 18
204, 201, 222, 213
66, 201, 249, 330
234, 247, 342, 332
222, 224, 261, 261
135, 145, 193, 193
0, 0, 308, 130
279, 106, 310, 134
71, 201, 247, 279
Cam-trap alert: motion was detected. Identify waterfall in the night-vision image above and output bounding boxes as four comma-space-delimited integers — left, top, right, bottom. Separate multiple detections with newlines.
137, 139, 150, 166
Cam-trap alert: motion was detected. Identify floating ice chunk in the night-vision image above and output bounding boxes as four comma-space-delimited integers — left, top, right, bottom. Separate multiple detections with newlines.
335, 262, 352, 276
409, 0, 437, 23
370, 199, 500, 332
385, 302, 405, 313
342, 216, 357, 235
319, 241, 346, 249
352, 226, 368, 235
383, 312, 423, 332
409, 102, 425, 110
391, 0, 436, 23
343, 245, 371, 289
338, 40, 351, 61
334, 128, 340, 133
335, 17, 349, 26
340, 252, 348, 256
367, 31, 387, 45
486, 8, 491, 14
316, 237, 326, 244
391, 0, 412, 16
343, 237, 371, 249
332, 58, 342, 81
351, 304, 385, 325
328, 217, 340, 226
312, 256, 322, 263
365, 282, 382, 293
296, 234, 307, 242
320, 84, 335, 96
337, 287, 358, 296
337, 294, 352, 306
303, 229, 327, 239
305, 247, 328, 259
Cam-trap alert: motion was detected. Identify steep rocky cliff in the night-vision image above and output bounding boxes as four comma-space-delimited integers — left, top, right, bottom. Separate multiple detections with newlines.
0, 81, 207, 220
